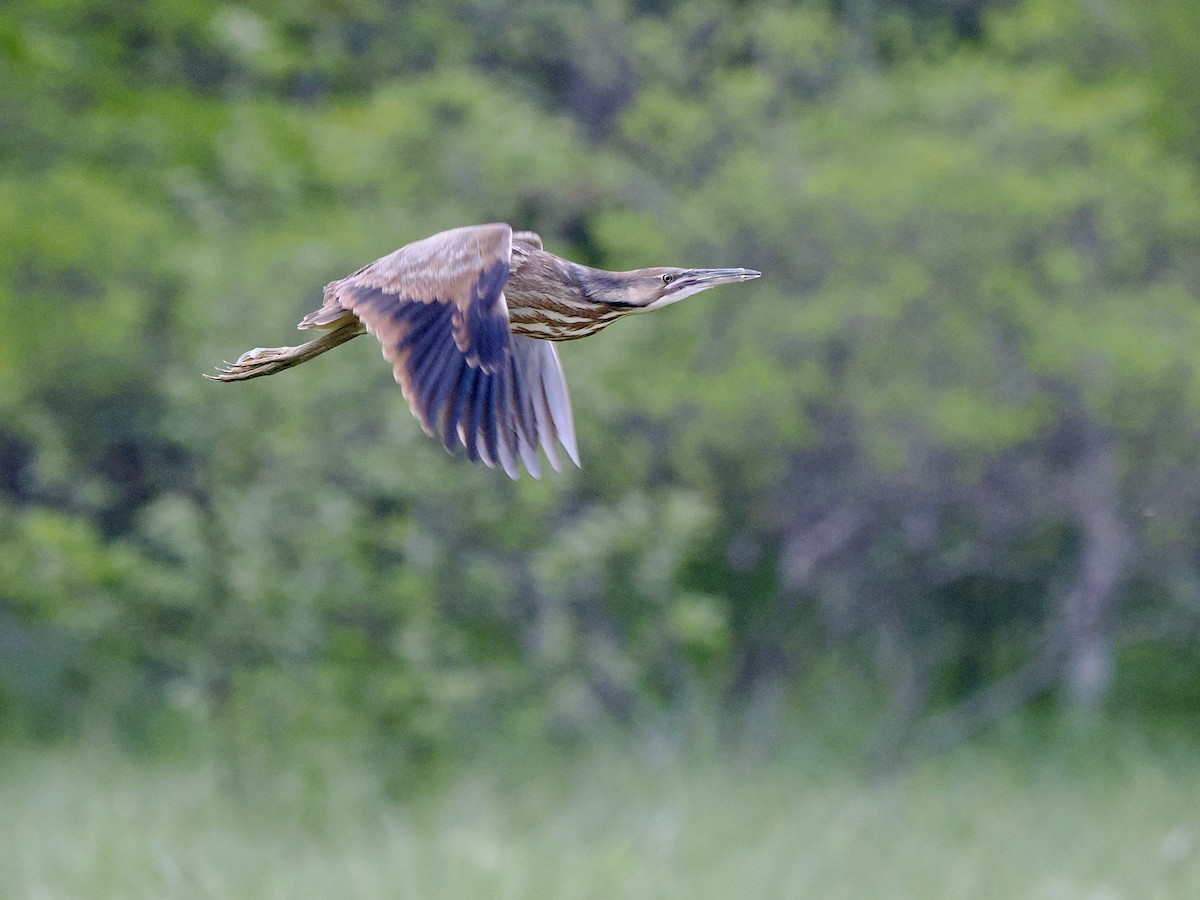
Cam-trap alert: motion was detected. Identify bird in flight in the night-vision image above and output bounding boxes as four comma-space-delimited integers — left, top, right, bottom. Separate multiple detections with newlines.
208, 223, 760, 477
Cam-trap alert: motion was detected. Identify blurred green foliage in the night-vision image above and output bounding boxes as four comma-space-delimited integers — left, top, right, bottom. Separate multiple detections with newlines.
1, 0, 1199, 766
6, 717, 1200, 898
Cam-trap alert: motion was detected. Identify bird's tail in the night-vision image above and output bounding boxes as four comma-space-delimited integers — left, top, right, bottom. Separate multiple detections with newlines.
297, 280, 356, 330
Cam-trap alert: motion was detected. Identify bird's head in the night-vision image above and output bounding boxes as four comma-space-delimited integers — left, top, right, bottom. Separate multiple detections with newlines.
589, 267, 762, 312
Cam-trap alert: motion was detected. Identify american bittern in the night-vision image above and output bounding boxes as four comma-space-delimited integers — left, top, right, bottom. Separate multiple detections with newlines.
208, 223, 760, 477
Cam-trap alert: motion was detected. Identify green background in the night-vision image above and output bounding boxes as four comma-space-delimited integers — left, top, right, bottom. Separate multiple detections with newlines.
2, 0, 1199, 894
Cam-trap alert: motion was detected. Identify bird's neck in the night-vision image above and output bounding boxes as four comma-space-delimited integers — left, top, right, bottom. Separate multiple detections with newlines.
508, 252, 624, 308
571, 265, 646, 309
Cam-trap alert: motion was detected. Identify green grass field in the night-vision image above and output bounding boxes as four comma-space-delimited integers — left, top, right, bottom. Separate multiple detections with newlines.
3, 720, 1198, 900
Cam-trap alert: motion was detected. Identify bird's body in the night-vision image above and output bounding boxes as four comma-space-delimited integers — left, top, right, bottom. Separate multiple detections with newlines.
209, 223, 759, 477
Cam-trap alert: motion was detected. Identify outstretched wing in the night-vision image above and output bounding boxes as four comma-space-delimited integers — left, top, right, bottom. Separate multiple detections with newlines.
314, 223, 578, 477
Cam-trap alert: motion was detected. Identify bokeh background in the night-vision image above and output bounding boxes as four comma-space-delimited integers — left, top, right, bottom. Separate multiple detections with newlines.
3, 0, 1200, 895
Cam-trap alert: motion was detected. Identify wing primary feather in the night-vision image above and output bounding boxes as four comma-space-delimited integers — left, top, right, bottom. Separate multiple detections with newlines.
468, 374, 493, 467
416, 337, 460, 429
518, 343, 563, 472
463, 369, 489, 464
391, 302, 421, 348
512, 357, 542, 477
495, 359, 523, 478
405, 325, 449, 401
390, 303, 457, 435
540, 344, 580, 467
510, 337, 567, 475
496, 441, 519, 479
445, 364, 477, 453
402, 302, 448, 367
400, 303, 447, 363
478, 372, 500, 469
493, 370, 520, 478
532, 381, 562, 473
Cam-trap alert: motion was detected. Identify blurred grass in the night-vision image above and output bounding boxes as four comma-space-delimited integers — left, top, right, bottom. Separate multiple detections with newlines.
2, 718, 1199, 899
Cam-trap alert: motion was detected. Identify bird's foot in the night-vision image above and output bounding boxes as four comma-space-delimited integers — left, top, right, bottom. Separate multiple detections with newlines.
204, 345, 301, 381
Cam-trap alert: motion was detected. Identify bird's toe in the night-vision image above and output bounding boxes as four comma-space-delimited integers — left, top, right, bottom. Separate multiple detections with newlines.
235, 347, 275, 364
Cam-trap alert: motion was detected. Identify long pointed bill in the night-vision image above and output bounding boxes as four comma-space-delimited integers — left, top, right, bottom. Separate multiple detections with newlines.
685, 268, 762, 286
645, 267, 762, 309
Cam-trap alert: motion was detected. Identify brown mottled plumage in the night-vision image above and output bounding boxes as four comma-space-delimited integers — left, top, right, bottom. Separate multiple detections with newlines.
208, 223, 760, 477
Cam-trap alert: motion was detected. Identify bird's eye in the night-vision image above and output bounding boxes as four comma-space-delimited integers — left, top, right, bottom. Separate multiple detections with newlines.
661, 273, 674, 284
